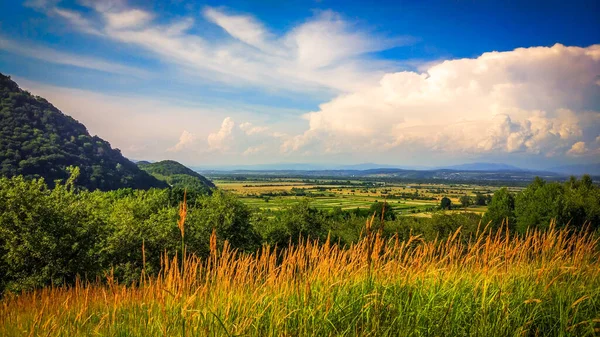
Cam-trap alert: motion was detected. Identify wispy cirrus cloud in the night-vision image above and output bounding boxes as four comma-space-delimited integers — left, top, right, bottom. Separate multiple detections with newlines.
0, 36, 150, 78
38, 2, 409, 94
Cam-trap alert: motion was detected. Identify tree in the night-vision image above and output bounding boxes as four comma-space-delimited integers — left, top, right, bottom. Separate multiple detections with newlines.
474, 193, 487, 206
369, 201, 396, 221
515, 178, 564, 232
0, 174, 106, 292
482, 188, 515, 230
187, 190, 261, 254
559, 174, 600, 230
459, 195, 471, 208
440, 197, 452, 210
260, 199, 330, 246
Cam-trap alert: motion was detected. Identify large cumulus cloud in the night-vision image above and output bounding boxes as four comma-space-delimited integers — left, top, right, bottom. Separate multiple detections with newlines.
283, 44, 600, 158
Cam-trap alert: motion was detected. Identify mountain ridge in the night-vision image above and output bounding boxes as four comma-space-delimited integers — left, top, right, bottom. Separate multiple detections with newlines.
0, 73, 167, 190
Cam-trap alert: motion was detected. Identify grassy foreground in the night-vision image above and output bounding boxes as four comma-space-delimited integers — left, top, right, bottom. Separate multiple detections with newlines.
1, 222, 599, 336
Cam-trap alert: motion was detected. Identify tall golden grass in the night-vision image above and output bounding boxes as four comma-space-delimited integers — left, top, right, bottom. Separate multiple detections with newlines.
1, 214, 599, 336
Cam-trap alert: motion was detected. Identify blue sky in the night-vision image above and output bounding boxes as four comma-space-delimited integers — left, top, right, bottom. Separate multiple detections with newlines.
0, 0, 599, 169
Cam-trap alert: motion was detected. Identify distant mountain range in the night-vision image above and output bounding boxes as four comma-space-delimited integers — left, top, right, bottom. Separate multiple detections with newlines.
437, 162, 526, 172
547, 163, 600, 176
197, 161, 600, 177
200, 167, 565, 183
192, 162, 434, 171
198, 161, 600, 184
199, 166, 558, 182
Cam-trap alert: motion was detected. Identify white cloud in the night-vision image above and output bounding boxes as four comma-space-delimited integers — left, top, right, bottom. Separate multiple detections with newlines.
286, 44, 600, 158
285, 10, 402, 69
202, 117, 290, 158
105, 9, 153, 29
53, 8, 104, 36
168, 130, 198, 152
0, 36, 149, 77
239, 122, 269, 135
207, 117, 235, 151
567, 141, 587, 156
243, 145, 266, 156
203, 7, 275, 53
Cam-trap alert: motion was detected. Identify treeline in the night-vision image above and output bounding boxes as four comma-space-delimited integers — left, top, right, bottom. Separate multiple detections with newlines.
0, 171, 598, 294
483, 175, 599, 232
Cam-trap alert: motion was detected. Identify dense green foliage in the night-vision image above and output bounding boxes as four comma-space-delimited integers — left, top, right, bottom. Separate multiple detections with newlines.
484, 175, 600, 232
137, 160, 215, 194
0, 170, 599, 294
482, 188, 516, 228
0, 174, 477, 293
440, 196, 452, 209
459, 194, 471, 207
0, 73, 166, 191
0, 170, 258, 293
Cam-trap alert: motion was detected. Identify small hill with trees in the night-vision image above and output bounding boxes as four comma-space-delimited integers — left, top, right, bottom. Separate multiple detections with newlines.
0, 73, 167, 191
138, 160, 215, 193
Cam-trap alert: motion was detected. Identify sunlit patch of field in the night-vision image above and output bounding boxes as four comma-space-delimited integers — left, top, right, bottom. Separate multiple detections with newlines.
214, 180, 316, 195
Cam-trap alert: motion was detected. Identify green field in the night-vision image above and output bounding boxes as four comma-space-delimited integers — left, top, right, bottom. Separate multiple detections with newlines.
211, 178, 508, 216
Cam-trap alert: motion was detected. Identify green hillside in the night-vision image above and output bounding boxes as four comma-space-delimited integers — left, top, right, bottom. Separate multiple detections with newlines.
0, 73, 167, 191
138, 160, 215, 193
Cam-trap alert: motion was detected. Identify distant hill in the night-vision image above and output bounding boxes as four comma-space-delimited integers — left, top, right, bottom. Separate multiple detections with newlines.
203, 167, 563, 184
439, 162, 526, 171
195, 162, 526, 172
193, 162, 432, 171
138, 160, 215, 193
0, 73, 167, 191
547, 163, 600, 176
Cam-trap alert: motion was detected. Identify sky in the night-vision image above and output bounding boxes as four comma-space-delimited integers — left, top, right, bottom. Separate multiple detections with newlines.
0, 0, 599, 169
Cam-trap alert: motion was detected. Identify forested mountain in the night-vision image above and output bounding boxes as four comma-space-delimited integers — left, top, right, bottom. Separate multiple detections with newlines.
138, 160, 215, 193
0, 73, 167, 190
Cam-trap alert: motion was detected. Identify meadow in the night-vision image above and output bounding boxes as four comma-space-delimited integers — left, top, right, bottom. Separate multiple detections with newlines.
1, 220, 599, 336
212, 178, 517, 217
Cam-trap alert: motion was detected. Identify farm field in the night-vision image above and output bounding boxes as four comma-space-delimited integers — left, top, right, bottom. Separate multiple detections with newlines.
210, 177, 522, 216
